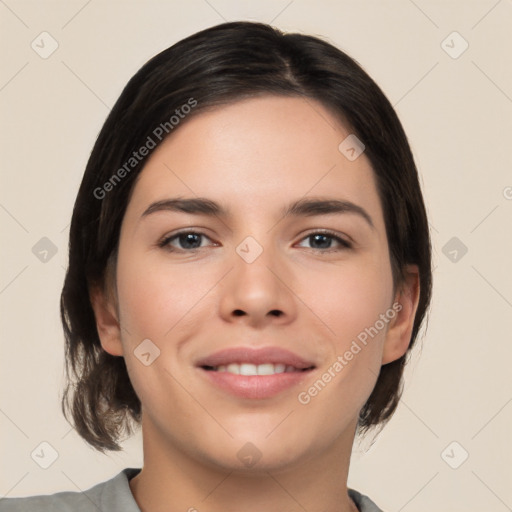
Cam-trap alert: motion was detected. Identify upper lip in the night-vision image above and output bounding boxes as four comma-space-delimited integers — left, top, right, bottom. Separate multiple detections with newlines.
196, 347, 316, 369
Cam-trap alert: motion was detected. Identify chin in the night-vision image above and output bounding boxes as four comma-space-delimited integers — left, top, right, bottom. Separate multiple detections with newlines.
192, 433, 315, 475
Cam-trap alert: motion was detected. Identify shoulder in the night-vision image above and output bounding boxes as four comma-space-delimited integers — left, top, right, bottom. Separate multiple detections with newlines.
348, 488, 386, 512
0, 468, 142, 512
0, 490, 97, 512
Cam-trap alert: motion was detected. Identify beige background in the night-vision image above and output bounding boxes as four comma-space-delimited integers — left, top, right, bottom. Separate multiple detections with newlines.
1, 1, 511, 511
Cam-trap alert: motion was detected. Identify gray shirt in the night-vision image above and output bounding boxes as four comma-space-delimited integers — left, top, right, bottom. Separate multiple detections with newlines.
0, 468, 384, 511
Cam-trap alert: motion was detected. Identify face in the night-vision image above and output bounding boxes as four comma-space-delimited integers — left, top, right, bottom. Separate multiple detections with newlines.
94, 95, 418, 473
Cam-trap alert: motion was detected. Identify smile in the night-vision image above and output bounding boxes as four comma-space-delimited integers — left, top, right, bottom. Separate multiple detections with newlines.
196, 346, 317, 399
203, 363, 313, 375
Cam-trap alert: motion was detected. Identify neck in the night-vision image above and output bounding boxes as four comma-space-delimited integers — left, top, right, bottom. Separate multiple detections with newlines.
129, 417, 359, 512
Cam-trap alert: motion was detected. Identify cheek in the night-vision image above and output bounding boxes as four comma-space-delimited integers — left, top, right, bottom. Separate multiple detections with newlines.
295, 263, 394, 427
304, 256, 394, 348
115, 248, 218, 341
113, 249, 209, 413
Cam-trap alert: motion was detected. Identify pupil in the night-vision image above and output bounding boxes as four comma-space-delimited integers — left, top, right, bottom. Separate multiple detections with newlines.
311, 234, 330, 249
180, 233, 201, 249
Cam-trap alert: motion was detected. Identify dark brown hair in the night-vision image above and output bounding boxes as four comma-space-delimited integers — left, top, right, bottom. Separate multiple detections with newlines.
60, 20, 432, 452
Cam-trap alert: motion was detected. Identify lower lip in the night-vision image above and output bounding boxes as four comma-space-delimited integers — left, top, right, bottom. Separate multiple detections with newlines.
198, 368, 315, 399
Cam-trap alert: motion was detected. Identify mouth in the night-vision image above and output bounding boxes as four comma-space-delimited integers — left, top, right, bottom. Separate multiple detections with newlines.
196, 346, 316, 399
202, 363, 315, 375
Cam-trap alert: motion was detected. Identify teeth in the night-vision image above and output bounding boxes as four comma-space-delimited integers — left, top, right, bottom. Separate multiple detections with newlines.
227, 363, 241, 374
212, 363, 291, 375
240, 363, 257, 376
274, 364, 286, 374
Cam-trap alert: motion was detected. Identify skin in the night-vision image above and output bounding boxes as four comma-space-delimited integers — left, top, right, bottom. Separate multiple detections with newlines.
91, 95, 420, 512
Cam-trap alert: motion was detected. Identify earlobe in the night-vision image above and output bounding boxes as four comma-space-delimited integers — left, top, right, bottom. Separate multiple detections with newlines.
381, 265, 420, 365
89, 284, 124, 357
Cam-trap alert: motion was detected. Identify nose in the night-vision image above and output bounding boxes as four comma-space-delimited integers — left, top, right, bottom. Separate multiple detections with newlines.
218, 240, 297, 328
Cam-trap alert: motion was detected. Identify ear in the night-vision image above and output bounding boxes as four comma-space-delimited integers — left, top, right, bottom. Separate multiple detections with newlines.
381, 264, 420, 365
89, 284, 124, 357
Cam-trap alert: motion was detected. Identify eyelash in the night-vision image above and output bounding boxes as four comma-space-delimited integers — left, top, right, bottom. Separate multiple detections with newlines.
157, 229, 352, 253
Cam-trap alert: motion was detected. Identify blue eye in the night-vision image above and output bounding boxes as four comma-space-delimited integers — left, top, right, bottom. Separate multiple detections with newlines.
159, 231, 212, 251
296, 231, 352, 251
158, 230, 351, 253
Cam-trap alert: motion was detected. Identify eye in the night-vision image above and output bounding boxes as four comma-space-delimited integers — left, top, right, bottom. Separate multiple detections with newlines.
158, 229, 351, 253
296, 230, 352, 251
158, 231, 215, 251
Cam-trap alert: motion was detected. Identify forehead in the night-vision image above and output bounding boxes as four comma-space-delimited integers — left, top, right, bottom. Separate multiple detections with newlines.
125, 95, 382, 226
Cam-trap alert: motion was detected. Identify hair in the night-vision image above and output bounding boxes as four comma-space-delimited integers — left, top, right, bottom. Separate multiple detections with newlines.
60, 20, 432, 452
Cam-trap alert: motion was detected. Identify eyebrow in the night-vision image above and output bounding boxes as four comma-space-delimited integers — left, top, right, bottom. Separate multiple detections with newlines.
141, 196, 374, 229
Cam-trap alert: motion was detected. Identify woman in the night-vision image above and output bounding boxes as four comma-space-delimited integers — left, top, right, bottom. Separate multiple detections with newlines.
0, 20, 431, 512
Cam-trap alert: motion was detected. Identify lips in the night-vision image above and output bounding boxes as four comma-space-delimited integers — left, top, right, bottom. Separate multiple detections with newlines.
196, 346, 316, 399
212, 363, 299, 375
196, 346, 316, 371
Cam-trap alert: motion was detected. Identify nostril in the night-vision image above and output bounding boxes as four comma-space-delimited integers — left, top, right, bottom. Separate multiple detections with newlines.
233, 310, 245, 316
